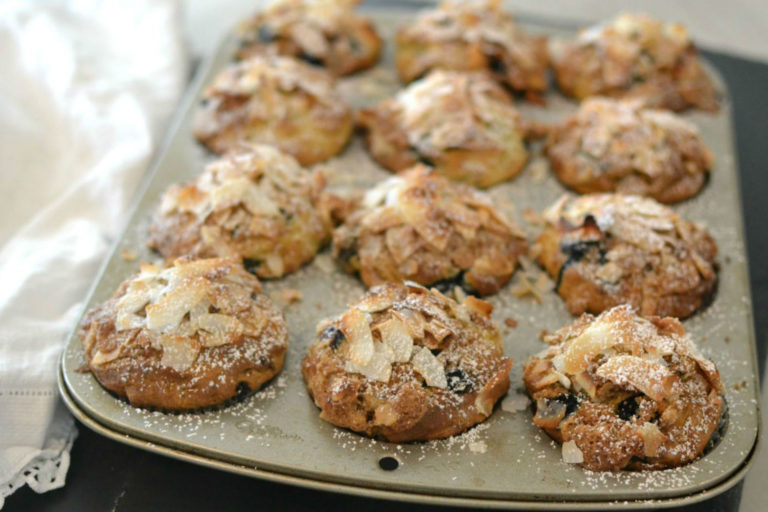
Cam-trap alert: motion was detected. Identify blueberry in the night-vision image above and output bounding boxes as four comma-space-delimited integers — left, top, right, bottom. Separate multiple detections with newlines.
321, 326, 345, 351
446, 368, 474, 394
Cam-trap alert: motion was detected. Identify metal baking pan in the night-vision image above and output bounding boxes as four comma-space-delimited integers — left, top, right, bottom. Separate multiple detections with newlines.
59, 2, 760, 508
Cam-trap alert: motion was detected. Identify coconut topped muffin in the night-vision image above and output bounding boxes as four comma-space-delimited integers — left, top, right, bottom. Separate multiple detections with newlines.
358, 70, 529, 188
395, 0, 548, 96
194, 55, 353, 165
236, 0, 382, 76
546, 97, 713, 203
523, 305, 724, 471
551, 13, 718, 112
79, 258, 289, 411
302, 282, 513, 442
148, 144, 332, 278
535, 193, 718, 318
333, 165, 528, 296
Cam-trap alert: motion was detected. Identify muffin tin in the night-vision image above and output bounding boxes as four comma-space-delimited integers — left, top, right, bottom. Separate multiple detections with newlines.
59, 3, 759, 508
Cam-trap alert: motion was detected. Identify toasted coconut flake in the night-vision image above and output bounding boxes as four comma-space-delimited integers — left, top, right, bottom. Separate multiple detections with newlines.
341, 307, 375, 366
358, 289, 396, 313
375, 317, 413, 362
398, 194, 451, 251
501, 392, 531, 413
158, 335, 200, 372
272, 288, 303, 305
195, 313, 243, 342
120, 249, 138, 261
639, 422, 667, 457
117, 281, 152, 313
392, 308, 425, 339
562, 320, 619, 374
145, 277, 209, 332
535, 397, 567, 429
265, 254, 285, 276
411, 346, 447, 388
345, 341, 394, 382
90, 346, 123, 367
562, 440, 584, 464
424, 319, 452, 344
572, 371, 597, 398
463, 296, 493, 317
596, 354, 675, 402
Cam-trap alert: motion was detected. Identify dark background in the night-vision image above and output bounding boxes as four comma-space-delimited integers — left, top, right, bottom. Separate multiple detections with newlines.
5, 50, 766, 512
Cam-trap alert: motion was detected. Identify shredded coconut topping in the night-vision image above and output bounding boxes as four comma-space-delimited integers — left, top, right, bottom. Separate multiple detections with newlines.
524, 305, 724, 471
393, 70, 524, 153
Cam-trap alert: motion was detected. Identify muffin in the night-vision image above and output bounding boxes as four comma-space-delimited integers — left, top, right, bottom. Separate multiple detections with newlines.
551, 13, 718, 112
78, 258, 289, 411
148, 144, 332, 279
302, 282, 513, 442
333, 166, 529, 296
534, 194, 717, 318
546, 97, 713, 203
523, 305, 724, 471
236, 0, 382, 76
395, 0, 548, 96
194, 55, 353, 165
358, 70, 529, 188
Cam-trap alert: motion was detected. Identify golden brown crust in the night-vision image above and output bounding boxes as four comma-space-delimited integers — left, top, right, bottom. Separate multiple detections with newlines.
302, 283, 513, 442
78, 259, 289, 411
551, 13, 719, 112
534, 194, 717, 318
547, 98, 713, 203
395, 0, 548, 95
147, 145, 332, 278
333, 166, 528, 296
236, 0, 382, 76
358, 70, 529, 188
523, 305, 724, 471
194, 56, 353, 165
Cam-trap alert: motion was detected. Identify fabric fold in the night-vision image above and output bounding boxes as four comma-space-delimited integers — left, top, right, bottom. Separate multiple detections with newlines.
0, 0, 187, 506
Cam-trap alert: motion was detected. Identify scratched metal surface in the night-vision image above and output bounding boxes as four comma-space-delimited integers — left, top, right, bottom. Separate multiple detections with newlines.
60, 3, 759, 506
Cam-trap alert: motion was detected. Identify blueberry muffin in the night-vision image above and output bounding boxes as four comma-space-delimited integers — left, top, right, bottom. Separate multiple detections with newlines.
194, 55, 353, 165
534, 194, 717, 318
236, 0, 382, 76
148, 145, 332, 278
551, 13, 718, 112
395, 0, 548, 97
333, 166, 529, 296
546, 97, 713, 203
78, 258, 289, 411
302, 282, 513, 442
358, 70, 529, 188
523, 305, 724, 471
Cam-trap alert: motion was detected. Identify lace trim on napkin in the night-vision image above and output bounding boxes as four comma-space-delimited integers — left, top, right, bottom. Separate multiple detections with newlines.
0, 413, 77, 508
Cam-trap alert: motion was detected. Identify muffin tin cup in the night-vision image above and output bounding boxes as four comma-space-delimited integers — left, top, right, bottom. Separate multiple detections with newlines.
59, 4, 760, 508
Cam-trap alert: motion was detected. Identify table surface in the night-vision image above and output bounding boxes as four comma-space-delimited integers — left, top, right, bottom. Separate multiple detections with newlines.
4, 48, 767, 512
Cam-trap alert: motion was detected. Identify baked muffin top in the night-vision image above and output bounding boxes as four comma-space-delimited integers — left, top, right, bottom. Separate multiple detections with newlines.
397, 70, 523, 156
333, 165, 528, 295
546, 97, 713, 202
302, 282, 512, 441
236, 0, 381, 76
148, 144, 331, 278
194, 55, 353, 164
551, 13, 718, 111
396, 0, 548, 93
524, 304, 723, 471
79, 258, 289, 410
535, 193, 718, 318
542, 193, 714, 259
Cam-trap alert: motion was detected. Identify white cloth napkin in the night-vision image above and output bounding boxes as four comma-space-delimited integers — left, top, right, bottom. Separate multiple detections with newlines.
0, 0, 186, 506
